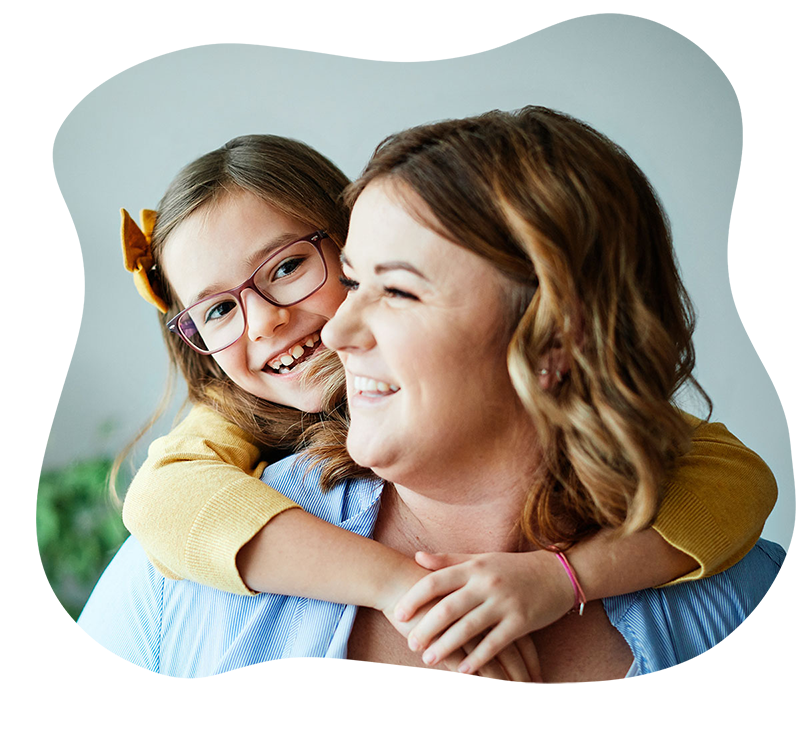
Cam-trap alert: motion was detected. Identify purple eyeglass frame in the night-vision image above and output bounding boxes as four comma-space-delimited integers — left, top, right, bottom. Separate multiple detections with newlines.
167, 230, 330, 355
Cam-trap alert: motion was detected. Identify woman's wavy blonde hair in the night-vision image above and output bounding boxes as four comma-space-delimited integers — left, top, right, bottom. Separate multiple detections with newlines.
111, 134, 362, 501
315, 106, 711, 547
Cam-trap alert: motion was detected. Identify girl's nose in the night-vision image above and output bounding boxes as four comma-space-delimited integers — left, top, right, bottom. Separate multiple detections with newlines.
243, 289, 289, 341
321, 292, 374, 353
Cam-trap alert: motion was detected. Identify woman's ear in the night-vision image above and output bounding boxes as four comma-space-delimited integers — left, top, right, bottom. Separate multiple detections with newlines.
535, 347, 571, 390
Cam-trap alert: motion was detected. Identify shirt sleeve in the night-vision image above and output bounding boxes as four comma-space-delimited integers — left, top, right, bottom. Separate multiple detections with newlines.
121, 404, 300, 596
652, 414, 778, 584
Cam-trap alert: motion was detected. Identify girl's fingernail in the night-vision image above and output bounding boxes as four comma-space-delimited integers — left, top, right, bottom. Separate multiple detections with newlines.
395, 609, 408, 621
408, 637, 419, 651
422, 650, 436, 665
458, 663, 471, 674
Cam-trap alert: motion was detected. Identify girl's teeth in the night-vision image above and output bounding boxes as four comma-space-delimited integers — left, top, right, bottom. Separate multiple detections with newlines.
267, 334, 320, 373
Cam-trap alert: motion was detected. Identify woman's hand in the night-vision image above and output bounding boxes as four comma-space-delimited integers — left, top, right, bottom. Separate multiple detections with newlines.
394, 550, 575, 675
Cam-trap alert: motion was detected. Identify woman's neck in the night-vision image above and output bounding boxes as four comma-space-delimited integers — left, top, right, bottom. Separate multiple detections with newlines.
374, 431, 540, 555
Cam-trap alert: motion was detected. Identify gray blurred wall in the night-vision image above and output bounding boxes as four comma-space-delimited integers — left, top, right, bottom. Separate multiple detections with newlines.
49, 14, 794, 548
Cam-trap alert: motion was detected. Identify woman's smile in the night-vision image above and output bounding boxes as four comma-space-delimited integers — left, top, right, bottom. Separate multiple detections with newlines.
322, 179, 532, 487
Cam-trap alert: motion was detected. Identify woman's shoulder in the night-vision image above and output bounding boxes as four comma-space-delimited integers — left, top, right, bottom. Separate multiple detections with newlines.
603, 538, 785, 674
260, 453, 384, 530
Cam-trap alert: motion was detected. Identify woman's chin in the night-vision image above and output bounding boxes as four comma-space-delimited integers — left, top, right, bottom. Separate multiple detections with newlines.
346, 435, 390, 476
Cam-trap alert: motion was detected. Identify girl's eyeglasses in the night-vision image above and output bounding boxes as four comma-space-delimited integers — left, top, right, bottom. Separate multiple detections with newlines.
167, 230, 329, 355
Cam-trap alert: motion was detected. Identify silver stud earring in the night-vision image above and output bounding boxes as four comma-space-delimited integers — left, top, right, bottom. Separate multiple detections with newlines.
537, 368, 549, 376
555, 370, 563, 381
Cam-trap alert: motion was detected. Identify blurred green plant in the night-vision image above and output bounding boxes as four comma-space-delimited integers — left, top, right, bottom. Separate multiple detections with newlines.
37, 458, 129, 620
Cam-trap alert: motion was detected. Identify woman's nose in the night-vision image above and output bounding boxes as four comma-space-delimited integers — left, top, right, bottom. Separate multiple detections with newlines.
243, 289, 289, 341
321, 292, 374, 353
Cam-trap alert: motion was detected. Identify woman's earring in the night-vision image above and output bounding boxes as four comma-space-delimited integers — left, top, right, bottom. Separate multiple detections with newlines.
555, 370, 562, 381
537, 368, 549, 377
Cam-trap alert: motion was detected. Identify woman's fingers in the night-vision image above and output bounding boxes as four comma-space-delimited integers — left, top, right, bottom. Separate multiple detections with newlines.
515, 635, 543, 683
491, 642, 533, 683
394, 565, 469, 622
461, 638, 509, 681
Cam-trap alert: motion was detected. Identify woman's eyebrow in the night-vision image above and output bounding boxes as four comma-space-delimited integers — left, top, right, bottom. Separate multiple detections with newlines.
374, 262, 428, 280
339, 252, 428, 280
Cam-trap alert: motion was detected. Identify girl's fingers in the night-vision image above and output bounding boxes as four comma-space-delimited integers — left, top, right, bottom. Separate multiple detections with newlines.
394, 566, 468, 622
414, 551, 472, 571
451, 619, 522, 675
418, 604, 496, 664
408, 589, 479, 653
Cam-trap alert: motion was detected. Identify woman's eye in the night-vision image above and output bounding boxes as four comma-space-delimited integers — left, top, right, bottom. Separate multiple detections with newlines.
272, 257, 306, 280
383, 287, 418, 301
339, 276, 360, 291
204, 300, 238, 324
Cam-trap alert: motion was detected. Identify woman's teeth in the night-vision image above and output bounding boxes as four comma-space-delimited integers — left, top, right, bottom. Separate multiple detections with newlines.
353, 376, 399, 395
266, 333, 320, 374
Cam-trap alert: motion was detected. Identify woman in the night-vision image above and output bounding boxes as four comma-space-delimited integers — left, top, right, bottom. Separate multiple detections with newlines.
79, 106, 782, 680
311, 106, 784, 676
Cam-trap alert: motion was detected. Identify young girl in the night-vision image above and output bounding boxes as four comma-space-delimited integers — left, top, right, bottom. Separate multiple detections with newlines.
117, 132, 777, 678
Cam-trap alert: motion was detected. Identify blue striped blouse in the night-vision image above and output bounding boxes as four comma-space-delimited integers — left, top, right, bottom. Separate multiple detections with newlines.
78, 454, 784, 679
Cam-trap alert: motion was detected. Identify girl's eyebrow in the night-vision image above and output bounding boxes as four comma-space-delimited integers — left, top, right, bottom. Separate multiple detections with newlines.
339, 251, 428, 280
190, 232, 305, 304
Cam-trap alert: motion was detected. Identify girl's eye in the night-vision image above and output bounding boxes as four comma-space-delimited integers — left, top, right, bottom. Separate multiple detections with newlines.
272, 256, 306, 281
339, 276, 360, 291
383, 287, 418, 301
204, 299, 238, 324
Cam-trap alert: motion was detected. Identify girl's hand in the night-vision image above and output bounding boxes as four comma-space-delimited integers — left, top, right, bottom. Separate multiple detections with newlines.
395, 550, 575, 675
380, 597, 542, 682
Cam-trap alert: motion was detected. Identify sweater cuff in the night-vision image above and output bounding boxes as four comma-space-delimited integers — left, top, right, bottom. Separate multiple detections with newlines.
184, 479, 301, 596
651, 480, 731, 585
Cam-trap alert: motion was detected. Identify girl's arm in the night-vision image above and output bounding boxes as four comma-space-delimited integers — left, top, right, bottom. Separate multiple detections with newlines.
122, 403, 423, 605
653, 413, 778, 582
392, 414, 779, 672
123, 406, 538, 679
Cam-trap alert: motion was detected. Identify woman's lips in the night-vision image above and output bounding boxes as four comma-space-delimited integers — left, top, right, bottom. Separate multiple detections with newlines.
352, 375, 399, 396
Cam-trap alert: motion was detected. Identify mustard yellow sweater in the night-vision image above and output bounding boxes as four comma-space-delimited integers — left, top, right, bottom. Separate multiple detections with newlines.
122, 405, 778, 596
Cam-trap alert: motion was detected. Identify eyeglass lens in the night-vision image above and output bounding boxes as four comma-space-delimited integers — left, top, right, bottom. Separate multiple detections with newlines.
177, 239, 326, 353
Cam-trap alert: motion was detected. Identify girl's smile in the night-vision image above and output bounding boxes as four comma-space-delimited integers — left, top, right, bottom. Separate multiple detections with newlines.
162, 191, 346, 412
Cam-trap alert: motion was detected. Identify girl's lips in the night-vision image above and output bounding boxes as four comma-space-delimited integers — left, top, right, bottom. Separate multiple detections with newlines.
262, 332, 322, 375
261, 342, 324, 378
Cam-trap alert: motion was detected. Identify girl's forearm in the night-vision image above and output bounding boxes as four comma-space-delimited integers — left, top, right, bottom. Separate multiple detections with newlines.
237, 507, 426, 609
566, 528, 697, 601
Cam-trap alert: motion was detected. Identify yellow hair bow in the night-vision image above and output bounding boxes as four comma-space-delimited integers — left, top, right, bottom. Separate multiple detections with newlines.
120, 208, 168, 314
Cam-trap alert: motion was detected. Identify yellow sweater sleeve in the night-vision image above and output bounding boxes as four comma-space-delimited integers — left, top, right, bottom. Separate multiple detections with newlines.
653, 414, 778, 584
121, 404, 300, 596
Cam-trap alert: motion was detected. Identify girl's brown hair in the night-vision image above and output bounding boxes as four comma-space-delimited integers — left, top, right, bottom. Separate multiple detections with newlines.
111, 134, 356, 501
333, 106, 711, 546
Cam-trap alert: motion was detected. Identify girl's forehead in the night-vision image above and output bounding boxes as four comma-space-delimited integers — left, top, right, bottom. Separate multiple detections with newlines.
162, 192, 314, 304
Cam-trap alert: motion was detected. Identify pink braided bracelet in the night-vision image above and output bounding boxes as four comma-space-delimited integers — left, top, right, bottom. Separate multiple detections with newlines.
550, 549, 586, 616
